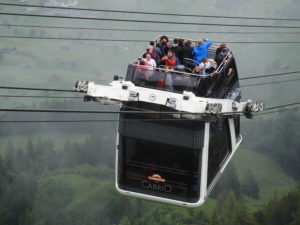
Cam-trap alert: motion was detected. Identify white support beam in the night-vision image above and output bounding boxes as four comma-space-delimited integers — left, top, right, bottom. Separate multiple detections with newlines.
75, 80, 264, 115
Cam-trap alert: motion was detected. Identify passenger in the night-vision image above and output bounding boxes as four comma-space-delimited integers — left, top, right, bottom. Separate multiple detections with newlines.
163, 66, 173, 91
165, 41, 172, 55
134, 59, 147, 85
173, 38, 179, 47
207, 59, 217, 74
182, 40, 194, 69
143, 46, 160, 67
199, 58, 211, 75
144, 53, 157, 71
192, 38, 212, 65
215, 43, 229, 66
227, 67, 234, 76
175, 39, 184, 65
142, 48, 152, 59
160, 50, 177, 69
192, 66, 201, 74
157, 36, 169, 57
135, 59, 147, 71
172, 38, 179, 56
150, 41, 162, 66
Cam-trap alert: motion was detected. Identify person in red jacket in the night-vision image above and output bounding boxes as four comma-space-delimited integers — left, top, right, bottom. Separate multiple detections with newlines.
161, 50, 177, 69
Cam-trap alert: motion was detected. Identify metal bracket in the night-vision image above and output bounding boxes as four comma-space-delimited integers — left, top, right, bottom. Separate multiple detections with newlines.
166, 98, 177, 109
128, 91, 139, 101
74, 80, 89, 92
246, 100, 264, 112
206, 103, 223, 114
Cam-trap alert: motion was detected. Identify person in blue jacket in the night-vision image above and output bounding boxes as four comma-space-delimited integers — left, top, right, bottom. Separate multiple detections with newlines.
192, 39, 212, 65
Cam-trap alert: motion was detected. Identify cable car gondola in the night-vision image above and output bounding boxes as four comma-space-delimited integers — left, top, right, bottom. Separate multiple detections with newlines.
74, 36, 263, 207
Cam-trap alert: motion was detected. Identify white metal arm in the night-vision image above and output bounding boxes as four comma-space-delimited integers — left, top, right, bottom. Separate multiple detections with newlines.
74, 80, 264, 116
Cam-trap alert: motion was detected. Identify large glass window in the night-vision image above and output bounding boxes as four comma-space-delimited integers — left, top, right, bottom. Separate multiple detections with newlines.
207, 119, 232, 187
125, 64, 199, 94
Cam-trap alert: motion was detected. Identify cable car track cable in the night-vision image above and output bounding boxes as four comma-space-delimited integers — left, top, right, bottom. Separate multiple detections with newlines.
0, 101, 299, 114
0, 85, 76, 92
240, 78, 300, 87
0, 95, 82, 98
255, 106, 300, 116
1, 12, 300, 29
0, 118, 202, 123
264, 101, 300, 111
240, 71, 300, 80
1, 2, 300, 22
0, 69, 300, 95
0, 35, 300, 44
0, 107, 299, 123
2, 23, 300, 35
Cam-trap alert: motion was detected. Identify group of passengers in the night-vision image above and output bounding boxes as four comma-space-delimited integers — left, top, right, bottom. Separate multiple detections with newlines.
135, 36, 230, 76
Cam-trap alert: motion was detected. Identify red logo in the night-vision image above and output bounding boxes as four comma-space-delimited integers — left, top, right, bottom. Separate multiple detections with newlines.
148, 174, 166, 183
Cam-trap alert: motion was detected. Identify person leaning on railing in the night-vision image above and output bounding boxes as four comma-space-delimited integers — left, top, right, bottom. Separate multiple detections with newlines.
143, 53, 157, 71
215, 43, 230, 67
160, 49, 177, 69
199, 58, 211, 75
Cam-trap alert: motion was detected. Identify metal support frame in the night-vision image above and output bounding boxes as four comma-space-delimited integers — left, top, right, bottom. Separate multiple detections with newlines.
74, 80, 264, 117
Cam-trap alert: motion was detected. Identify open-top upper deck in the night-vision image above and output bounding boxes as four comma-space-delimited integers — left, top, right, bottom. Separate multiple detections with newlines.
125, 35, 240, 100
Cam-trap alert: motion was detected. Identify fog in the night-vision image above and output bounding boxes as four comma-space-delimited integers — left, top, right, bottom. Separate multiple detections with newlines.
0, 0, 299, 224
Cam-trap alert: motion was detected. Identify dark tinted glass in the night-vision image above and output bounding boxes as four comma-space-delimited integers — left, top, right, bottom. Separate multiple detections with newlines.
234, 116, 240, 140
206, 57, 240, 99
117, 116, 204, 203
207, 119, 232, 187
125, 64, 199, 94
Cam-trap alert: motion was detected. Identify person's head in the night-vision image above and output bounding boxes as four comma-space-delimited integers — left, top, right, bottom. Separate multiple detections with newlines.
173, 38, 179, 45
167, 50, 174, 57
149, 41, 155, 46
220, 43, 227, 49
185, 40, 192, 47
178, 39, 184, 47
146, 53, 152, 61
193, 66, 201, 73
160, 35, 169, 44
145, 48, 150, 53
198, 39, 204, 45
148, 45, 154, 52
202, 58, 208, 63
139, 59, 145, 66
221, 49, 227, 54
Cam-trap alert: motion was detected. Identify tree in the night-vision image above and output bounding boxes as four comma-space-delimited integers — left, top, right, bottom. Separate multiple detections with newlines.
212, 192, 257, 225
33, 179, 73, 225
0, 173, 37, 225
4, 141, 16, 172
258, 184, 300, 225
241, 169, 260, 199
210, 163, 241, 198
0, 155, 9, 197
19, 210, 35, 225
290, 208, 300, 225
